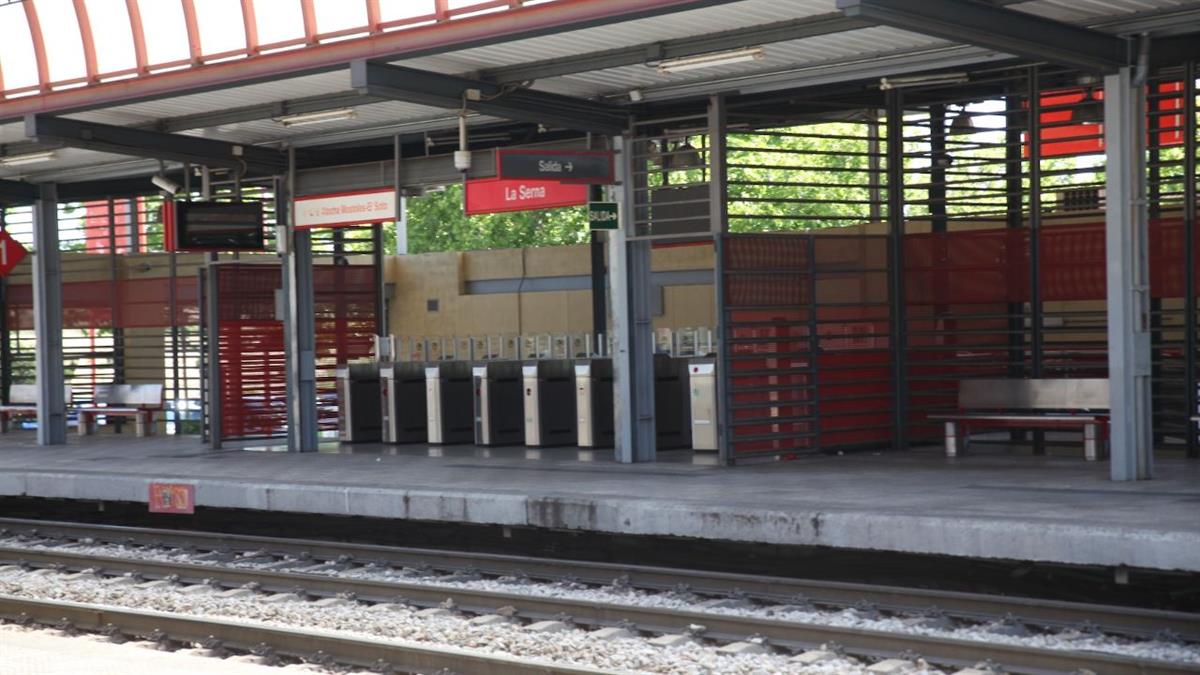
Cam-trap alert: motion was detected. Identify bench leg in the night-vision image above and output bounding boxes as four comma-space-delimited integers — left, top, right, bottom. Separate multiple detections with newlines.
78, 412, 93, 436
1084, 423, 1099, 462
945, 421, 963, 458
135, 413, 149, 438
0, 412, 7, 433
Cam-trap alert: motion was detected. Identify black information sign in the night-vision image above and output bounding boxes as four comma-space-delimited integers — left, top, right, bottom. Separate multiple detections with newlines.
496, 150, 614, 184
173, 201, 265, 251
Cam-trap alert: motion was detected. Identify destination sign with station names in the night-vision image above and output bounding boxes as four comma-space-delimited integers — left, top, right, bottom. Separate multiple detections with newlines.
496, 149, 614, 184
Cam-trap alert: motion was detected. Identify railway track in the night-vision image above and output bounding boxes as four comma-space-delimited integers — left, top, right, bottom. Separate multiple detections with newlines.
0, 517, 1196, 674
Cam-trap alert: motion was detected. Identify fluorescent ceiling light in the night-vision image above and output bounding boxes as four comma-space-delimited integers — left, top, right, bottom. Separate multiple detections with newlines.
879, 73, 969, 90
277, 108, 357, 127
657, 47, 765, 74
0, 150, 56, 166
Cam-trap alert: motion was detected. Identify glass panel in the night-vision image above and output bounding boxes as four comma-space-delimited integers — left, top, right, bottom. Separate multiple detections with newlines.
313, 0, 367, 35
378, 0, 436, 23
84, 0, 137, 75
252, 0, 304, 46
136, 0, 189, 66
0, 4, 39, 91
194, 0, 246, 56
34, 0, 87, 83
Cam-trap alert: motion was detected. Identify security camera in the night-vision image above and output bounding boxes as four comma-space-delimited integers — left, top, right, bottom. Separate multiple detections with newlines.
151, 174, 181, 195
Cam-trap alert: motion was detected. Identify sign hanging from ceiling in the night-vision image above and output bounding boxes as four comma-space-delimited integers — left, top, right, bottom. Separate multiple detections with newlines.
495, 149, 614, 184
166, 201, 266, 252
464, 178, 589, 216
0, 230, 28, 278
295, 188, 397, 229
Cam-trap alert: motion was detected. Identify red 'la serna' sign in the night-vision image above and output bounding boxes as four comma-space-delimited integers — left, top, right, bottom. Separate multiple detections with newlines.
464, 177, 589, 215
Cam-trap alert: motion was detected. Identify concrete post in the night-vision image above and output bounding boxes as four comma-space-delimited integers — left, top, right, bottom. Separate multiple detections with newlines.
1104, 65, 1153, 480
609, 135, 656, 463
32, 184, 66, 445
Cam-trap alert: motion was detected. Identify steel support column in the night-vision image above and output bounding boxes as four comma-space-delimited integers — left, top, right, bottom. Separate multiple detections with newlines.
282, 152, 318, 452
1104, 65, 1153, 480
885, 90, 908, 451
0, 209, 10, 408
1185, 62, 1198, 458
32, 183, 66, 445
609, 135, 655, 463
1028, 67, 1045, 453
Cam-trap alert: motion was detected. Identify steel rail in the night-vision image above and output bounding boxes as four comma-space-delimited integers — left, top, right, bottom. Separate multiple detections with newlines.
0, 517, 1195, 641
0, 547, 1197, 675
0, 594, 613, 675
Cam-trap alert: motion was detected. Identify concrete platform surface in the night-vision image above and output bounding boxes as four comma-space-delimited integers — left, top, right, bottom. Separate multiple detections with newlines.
0, 432, 1197, 572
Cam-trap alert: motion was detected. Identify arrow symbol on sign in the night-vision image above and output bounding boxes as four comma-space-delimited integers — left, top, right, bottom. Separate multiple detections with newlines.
565, 162, 573, 172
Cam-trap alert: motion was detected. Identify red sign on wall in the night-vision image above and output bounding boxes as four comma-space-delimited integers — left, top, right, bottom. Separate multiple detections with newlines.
149, 482, 195, 514
0, 230, 27, 278
464, 178, 589, 215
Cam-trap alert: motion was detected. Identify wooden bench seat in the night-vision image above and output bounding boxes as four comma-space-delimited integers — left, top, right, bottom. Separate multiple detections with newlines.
929, 378, 1110, 461
77, 384, 164, 437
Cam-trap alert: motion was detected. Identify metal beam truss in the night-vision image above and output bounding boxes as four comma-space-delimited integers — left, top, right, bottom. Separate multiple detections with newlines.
711, 60, 1200, 464
838, 0, 1129, 74
25, 115, 288, 176
350, 61, 628, 135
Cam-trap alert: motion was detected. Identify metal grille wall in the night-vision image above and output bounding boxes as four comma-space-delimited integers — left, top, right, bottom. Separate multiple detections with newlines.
714, 61, 1200, 461
203, 245, 380, 444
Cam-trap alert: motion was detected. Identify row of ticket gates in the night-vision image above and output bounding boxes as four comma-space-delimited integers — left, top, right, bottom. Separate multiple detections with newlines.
336, 355, 719, 451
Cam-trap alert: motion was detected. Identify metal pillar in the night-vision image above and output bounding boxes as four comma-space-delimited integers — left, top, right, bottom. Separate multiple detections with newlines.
609, 135, 655, 463
32, 184, 66, 445
1104, 64, 1153, 481
929, 103, 947, 233
885, 90, 908, 451
0, 209, 10, 407
282, 151, 319, 452
372, 221, 386, 336
1184, 62, 1198, 458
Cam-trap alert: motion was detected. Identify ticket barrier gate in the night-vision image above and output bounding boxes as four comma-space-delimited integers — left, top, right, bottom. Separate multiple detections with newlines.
473, 361, 524, 446
523, 360, 577, 447
654, 354, 692, 449
425, 362, 474, 444
337, 362, 382, 443
687, 358, 718, 451
575, 358, 614, 448
380, 361, 428, 444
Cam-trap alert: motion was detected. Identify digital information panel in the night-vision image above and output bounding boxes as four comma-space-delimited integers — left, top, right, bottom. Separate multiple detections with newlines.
170, 201, 265, 252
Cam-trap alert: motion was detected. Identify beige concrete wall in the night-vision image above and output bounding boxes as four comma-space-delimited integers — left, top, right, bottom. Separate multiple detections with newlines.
387, 243, 718, 340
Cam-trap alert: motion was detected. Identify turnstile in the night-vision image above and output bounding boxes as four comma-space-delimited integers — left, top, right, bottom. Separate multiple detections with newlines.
380, 361, 428, 444
523, 360, 577, 447
575, 358, 614, 448
688, 358, 718, 451
337, 362, 382, 443
654, 354, 692, 449
473, 361, 524, 446
425, 361, 474, 444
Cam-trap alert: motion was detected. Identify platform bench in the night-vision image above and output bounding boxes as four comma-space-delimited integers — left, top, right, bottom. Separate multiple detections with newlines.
929, 378, 1110, 461
0, 384, 73, 432
77, 384, 164, 437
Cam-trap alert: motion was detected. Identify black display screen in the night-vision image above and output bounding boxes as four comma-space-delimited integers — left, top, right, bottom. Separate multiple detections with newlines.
174, 201, 265, 251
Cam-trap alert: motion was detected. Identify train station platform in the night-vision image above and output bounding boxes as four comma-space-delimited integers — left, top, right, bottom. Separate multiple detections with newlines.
0, 431, 1197, 573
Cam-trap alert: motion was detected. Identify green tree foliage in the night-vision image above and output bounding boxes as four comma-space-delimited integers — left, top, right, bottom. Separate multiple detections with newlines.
405, 184, 589, 254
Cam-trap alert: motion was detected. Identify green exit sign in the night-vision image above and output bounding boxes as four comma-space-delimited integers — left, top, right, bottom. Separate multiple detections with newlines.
588, 201, 619, 230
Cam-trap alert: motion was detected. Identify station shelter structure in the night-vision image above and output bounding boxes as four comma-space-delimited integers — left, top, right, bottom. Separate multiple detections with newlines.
0, 0, 1198, 482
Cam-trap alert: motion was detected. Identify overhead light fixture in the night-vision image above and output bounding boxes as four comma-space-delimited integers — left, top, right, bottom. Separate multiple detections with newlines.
879, 72, 969, 90
0, 150, 56, 167
277, 108, 357, 127
151, 174, 181, 196
657, 47, 765, 74
948, 111, 976, 134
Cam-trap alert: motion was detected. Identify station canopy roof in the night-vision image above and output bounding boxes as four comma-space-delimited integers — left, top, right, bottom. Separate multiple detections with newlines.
0, 0, 1198, 189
